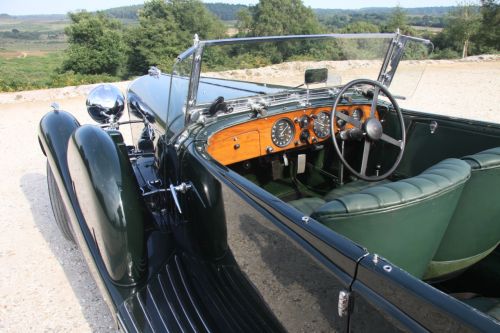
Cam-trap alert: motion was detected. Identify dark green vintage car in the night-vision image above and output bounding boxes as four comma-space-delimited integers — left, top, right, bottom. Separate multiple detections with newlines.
39, 34, 500, 332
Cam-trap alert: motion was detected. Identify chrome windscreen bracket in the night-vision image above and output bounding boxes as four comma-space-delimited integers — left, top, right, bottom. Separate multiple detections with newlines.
378, 32, 433, 88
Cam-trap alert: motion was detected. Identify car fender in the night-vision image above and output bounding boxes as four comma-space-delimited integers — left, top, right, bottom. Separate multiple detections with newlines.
67, 125, 148, 286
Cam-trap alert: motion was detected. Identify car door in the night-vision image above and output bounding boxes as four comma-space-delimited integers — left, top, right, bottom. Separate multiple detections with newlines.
350, 253, 500, 332
179, 139, 357, 332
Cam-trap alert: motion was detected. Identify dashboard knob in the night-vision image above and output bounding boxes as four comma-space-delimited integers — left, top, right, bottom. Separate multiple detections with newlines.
299, 115, 309, 128
300, 129, 310, 143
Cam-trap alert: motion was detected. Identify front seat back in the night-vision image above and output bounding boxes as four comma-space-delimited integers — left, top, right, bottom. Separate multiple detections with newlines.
311, 159, 471, 278
425, 147, 500, 280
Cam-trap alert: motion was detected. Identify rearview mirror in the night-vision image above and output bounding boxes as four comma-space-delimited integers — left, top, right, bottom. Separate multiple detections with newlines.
305, 68, 328, 85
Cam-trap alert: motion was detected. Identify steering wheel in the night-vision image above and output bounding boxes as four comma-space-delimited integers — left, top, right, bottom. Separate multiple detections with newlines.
331, 79, 406, 182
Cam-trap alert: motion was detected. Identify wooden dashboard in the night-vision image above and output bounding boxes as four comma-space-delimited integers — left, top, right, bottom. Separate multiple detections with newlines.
207, 104, 373, 165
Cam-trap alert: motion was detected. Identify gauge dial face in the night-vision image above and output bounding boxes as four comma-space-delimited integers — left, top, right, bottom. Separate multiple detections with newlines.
313, 111, 331, 138
271, 118, 295, 147
352, 108, 363, 121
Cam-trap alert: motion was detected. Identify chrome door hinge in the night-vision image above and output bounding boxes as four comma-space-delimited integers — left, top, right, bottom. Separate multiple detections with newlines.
338, 290, 351, 318
167, 181, 206, 214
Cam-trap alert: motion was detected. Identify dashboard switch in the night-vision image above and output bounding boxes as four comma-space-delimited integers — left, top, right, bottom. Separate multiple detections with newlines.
300, 129, 310, 143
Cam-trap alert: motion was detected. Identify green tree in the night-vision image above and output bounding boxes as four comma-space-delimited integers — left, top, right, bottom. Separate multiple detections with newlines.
170, 0, 226, 39
341, 21, 380, 33
476, 0, 500, 52
243, 0, 324, 36
236, 8, 253, 36
62, 11, 125, 76
445, 1, 481, 58
385, 5, 415, 35
126, 0, 187, 75
126, 0, 226, 75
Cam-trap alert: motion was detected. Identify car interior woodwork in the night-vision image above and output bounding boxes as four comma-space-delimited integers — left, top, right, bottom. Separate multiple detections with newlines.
205, 101, 500, 321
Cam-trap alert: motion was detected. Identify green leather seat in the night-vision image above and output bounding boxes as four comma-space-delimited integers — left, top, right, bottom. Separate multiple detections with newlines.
290, 159, 471, 278
288, 180, 391, 216
425, 147, 500, 280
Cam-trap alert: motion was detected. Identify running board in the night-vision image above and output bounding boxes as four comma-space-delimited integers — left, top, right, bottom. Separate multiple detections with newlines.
118, 252, 285, 332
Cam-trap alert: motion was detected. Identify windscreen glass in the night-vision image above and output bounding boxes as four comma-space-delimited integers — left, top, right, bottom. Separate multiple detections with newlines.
197, 37, 394, 105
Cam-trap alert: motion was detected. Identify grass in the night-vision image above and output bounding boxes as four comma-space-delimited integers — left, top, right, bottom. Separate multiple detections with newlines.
0, 16, 120, 92
0, 53, 120, 92
0, 53, 64, 91
0, 38, 67, 52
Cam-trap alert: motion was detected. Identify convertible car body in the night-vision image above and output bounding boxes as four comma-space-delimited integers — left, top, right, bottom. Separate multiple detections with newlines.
38, 34, 500, 332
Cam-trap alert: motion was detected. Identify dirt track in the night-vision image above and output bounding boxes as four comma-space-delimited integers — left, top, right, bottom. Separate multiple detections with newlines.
0, 57, 499, 332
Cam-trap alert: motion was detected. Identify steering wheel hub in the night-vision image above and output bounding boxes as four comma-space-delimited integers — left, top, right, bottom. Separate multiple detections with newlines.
364, 118, 383, 141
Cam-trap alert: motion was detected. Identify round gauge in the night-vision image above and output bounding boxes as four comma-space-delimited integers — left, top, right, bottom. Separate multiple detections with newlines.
313, 111, 331, 138
271, 118, 295, 147
352, 108, 364, 121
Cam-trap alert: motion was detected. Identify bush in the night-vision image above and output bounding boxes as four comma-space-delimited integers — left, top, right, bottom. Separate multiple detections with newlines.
49, 71, 120, 87
62, 11, 126, 76
430, 48, 461, 59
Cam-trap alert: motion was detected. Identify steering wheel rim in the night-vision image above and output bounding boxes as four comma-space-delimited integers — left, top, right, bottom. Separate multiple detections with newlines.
330, 79, 406, 182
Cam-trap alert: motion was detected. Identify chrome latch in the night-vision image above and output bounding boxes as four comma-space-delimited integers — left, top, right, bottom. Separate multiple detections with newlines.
430, 121, 438, 134
338, 290, 351, 318
248, 99, 269, 117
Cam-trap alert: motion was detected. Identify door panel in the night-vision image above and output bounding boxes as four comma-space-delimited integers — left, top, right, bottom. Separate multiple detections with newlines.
218, 178, 351, 332
188, 141, 365, 332
351, 254, 498, 332
349, 283, 426, 333
382, 109, 500, 177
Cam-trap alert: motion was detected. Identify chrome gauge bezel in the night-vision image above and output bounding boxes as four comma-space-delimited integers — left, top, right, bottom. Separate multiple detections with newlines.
271, 118, 295, 147
313, 111, 331, 138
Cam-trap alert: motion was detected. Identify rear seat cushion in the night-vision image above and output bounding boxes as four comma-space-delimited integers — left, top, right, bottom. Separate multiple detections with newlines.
462, 147, 500, 170
463, 297, 500, 322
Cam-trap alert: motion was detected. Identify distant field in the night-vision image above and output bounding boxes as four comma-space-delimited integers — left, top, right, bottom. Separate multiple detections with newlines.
0, 53, 64, 91
412, 25, 443, 33
0, 15, 68, 32
0, 16, 67, 52
0, 16, 69, 91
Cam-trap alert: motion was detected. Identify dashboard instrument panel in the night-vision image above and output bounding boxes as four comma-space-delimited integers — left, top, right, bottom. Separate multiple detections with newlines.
207, 104, 374, 165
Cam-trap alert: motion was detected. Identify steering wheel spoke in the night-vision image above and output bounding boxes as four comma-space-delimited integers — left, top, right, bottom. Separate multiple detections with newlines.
369, 86, 380, 118
360, 140, 371, 176
335, 110, 361, 129
381, 133, 403, 148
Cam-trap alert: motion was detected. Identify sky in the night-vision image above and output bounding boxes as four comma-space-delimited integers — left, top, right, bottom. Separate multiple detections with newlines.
0, 0, 462, 16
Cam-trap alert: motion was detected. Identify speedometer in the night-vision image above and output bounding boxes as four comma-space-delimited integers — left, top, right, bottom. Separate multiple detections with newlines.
271, 118, 295, 147
313, 111, 331, 138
